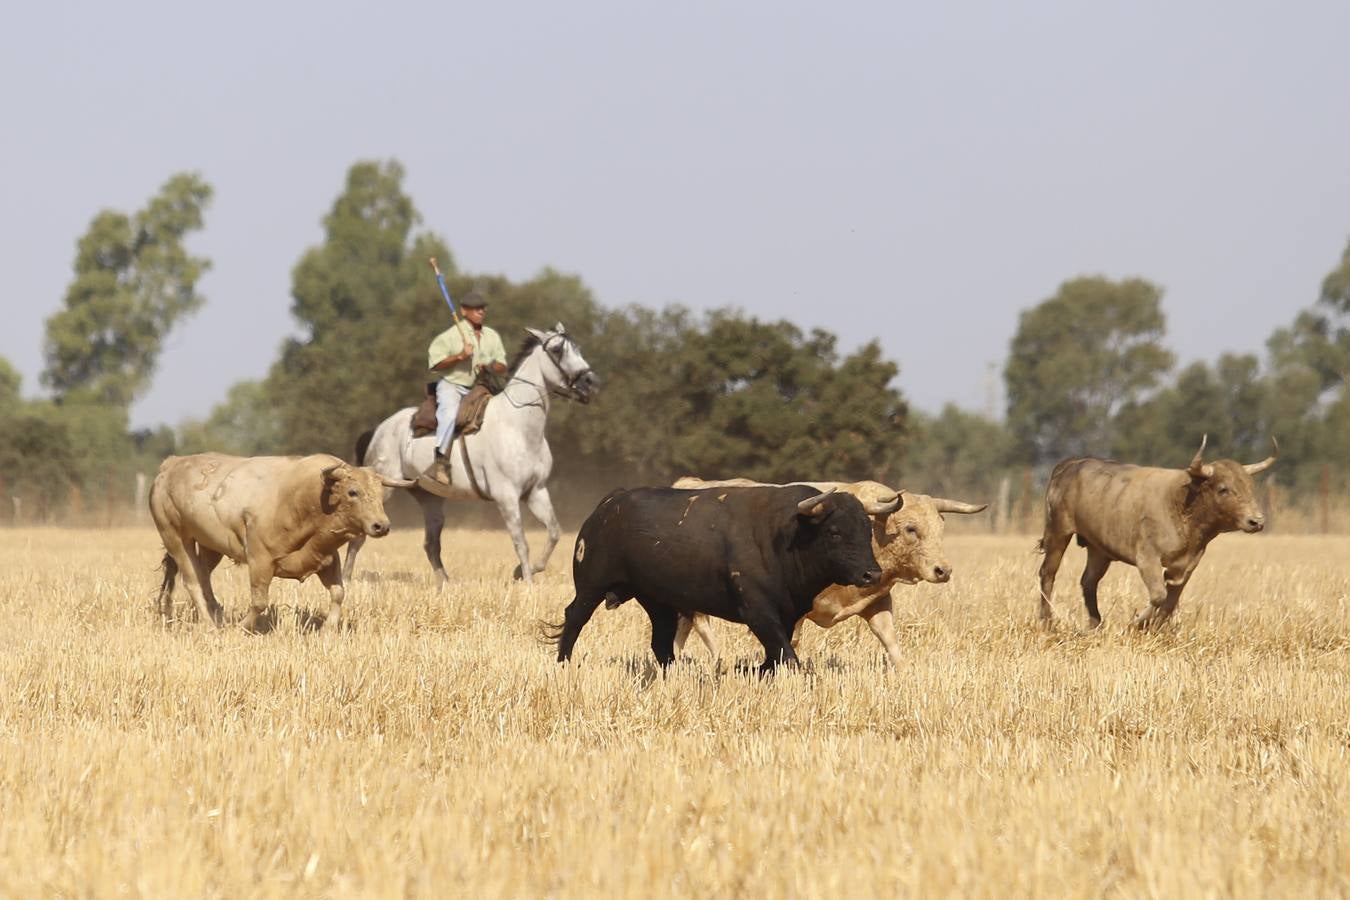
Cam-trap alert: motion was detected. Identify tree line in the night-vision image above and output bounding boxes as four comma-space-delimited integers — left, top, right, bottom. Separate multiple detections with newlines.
2, 160, 1347, 526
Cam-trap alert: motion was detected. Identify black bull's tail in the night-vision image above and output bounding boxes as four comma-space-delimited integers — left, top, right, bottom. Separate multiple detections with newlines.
537, 619, 566, 647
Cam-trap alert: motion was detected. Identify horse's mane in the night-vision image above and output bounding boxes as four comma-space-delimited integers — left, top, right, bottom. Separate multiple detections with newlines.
507, 333, 543, 375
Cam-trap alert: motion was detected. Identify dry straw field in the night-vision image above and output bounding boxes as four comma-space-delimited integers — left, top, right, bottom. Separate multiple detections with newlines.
1, 524, 1347, 898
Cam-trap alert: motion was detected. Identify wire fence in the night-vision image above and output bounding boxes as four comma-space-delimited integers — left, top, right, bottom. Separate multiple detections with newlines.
1, 467, 1346, 534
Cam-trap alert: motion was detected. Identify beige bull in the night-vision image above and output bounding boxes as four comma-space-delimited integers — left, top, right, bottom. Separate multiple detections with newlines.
669, 477, 987, 666
150, 453, 411, 632
1037, 435, 1277, 629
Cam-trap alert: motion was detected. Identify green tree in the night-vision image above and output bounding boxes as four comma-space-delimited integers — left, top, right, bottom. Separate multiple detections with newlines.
0, 402, 78, 515
1112, 354, 1271, 465
545, 304, 696, 488
897, 404, 1012, 500
659, 312, 904, 483
1005, 276, 1174, 464
178, 380, 280, 456
0, 356, 20, 410
266, 161, 448, 454
1321, 237, 1350, 314
265, 160, 611, 457
1251, 240, 1350, 491
42, 173, 213, 407
289, 160, 422, 339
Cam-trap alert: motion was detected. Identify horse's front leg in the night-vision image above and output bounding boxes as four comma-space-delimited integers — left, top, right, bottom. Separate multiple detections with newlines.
495, 493, 534, 583
523, 485, 561, 576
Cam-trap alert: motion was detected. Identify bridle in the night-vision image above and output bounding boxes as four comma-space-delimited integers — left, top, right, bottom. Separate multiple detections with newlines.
504, 332, 595, 407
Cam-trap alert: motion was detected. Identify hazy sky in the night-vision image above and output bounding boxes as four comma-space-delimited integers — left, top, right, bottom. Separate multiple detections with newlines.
4, 0, 1348, 429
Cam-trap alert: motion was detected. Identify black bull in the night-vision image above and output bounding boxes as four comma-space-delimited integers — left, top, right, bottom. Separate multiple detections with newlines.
548, 485, 883, 671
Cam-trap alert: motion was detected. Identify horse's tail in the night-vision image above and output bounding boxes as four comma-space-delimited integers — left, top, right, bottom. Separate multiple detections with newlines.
353, 428, 376, 466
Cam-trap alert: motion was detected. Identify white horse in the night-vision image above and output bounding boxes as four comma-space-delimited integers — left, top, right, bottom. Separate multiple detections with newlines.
344, 323, 599, 586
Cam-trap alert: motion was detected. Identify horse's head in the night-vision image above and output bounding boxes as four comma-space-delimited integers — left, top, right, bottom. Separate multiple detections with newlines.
525, 323, 600, 403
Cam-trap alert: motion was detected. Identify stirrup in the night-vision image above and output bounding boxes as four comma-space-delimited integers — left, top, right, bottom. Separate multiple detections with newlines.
416, 473, 455, 498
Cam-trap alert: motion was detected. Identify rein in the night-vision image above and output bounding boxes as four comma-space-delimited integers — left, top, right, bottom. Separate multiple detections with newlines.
501, 334, 593, 408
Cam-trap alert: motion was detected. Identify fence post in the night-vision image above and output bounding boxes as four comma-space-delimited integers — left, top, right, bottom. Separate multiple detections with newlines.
134, 472, 147, 523
995, 475, 1011, 534
1321, 465, 1331, 535
104, 474, 116, 528
1019, 468, 1035, 534
68, 484, 84, 525
1265, 473, 1279, 533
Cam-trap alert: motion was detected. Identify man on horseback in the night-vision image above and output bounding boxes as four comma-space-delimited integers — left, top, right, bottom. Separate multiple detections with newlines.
423, 290, 508, 487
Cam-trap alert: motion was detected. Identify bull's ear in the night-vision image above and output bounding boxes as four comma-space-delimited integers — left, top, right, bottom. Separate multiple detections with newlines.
798, 503, 829, 522
321, 463, 349, 483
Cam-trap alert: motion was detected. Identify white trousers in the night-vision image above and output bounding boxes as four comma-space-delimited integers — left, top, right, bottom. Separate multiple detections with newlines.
435, 382, 470, 454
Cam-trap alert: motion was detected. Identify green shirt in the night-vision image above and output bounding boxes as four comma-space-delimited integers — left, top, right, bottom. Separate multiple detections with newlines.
427, 323, 508, 388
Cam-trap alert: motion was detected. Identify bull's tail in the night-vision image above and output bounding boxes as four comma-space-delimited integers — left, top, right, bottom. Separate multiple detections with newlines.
1035, 534, 1086, 554
353, 428, 376, 466
537, 619, 566, 647
156, 553, 178, 621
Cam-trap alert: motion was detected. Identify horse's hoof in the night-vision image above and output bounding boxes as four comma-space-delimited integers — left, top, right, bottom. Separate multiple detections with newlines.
512, 564, 524, 581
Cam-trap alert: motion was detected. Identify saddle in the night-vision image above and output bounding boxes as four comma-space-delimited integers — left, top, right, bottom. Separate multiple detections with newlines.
411, 368, 508, 438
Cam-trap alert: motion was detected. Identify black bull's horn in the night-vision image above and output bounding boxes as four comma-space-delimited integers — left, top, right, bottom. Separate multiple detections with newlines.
796, 488, 837, 516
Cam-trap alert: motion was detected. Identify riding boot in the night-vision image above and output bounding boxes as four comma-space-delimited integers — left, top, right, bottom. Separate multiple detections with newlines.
422, 450, 453, 487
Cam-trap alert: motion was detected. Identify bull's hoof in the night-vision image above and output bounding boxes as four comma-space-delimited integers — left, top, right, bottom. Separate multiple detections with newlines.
1132, 611, 1170, 631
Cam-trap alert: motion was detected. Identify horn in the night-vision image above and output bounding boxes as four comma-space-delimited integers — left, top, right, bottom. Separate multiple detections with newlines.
321, 463, 347, 482
380, 476, 416, 488
1243, 436, 1279, 475
1187, 435, 1214, 479
796, 487, 837, 516
932, 498, 988, 515
863, 492, 903, 516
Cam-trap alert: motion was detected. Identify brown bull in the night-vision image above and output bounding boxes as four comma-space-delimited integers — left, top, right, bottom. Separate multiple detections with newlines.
150, 453, 411, 632
669, 477, 987, 666
1037, 435, 1277, 629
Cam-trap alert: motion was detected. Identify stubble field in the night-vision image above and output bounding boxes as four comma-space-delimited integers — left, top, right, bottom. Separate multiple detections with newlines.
0, 525, 1346, 898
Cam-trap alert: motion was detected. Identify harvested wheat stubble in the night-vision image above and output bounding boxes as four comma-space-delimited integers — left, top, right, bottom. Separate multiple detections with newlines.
0, 528, 1346, 898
